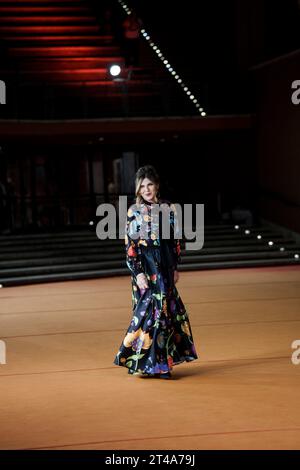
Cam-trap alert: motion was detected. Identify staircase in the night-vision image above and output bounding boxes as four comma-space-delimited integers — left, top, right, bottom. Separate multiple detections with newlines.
0, 0, 196, 118
0, 221, 300, 287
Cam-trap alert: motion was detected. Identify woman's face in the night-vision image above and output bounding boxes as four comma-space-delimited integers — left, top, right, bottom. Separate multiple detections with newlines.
139, 177, 158, 203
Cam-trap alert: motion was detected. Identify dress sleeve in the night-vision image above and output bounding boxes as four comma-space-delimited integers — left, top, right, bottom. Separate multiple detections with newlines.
170, 203, 181, 270
125, 207, 144, 277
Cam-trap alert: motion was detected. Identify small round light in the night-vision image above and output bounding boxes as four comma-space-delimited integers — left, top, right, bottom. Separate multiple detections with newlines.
295, 254, 299, 259
234, 225, 239, 229
201, 112, 206, 116
89, 221, 94, 226
0, 284, 3, 288
109, 64, 121, 77
245, 230, 250, 234
280, 247, 285, 251
268, 241, 274, 246
177, 79, 182, 83
184, 87, 188, 91
257, 235, 262, 239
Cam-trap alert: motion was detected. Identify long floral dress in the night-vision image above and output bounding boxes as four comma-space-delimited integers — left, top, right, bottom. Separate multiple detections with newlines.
113, 197, 198, 376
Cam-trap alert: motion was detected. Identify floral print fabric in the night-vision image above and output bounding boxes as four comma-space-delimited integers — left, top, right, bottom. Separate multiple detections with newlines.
113, 198, 198, 375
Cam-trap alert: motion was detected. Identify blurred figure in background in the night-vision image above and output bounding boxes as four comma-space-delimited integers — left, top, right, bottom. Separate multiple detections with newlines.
122, 12, 143, 67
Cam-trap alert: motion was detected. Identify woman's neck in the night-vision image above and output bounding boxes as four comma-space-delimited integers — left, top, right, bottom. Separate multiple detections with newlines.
142, 196, 159, 205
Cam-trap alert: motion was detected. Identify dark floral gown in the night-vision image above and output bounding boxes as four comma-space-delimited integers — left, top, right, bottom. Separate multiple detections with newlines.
113, 197, 198, 375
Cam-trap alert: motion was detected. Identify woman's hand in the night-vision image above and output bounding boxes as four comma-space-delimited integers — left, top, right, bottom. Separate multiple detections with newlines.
174, 270, 179, 284
136, 273, 149, 290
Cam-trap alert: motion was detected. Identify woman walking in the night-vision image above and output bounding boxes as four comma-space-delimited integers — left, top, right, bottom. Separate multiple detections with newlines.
113, 165, 198, 378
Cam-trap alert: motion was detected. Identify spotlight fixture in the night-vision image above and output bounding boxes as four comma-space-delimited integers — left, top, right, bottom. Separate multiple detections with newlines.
109, 64, 121, 77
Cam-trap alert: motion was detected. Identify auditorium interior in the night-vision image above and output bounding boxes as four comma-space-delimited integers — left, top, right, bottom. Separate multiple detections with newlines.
1, 0, 300, 452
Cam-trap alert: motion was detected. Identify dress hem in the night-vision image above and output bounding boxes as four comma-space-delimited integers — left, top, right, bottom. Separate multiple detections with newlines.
114, 355, 198, 375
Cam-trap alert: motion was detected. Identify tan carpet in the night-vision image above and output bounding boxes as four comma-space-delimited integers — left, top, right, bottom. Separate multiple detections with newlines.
0, 266, 300, 450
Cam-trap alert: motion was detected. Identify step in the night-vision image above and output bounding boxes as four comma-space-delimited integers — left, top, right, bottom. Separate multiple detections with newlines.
13, 57, 123, 69
0, 238, 138, 253
1, 247, 299, 269
1, 258, 300, 288
1, 238, 297, 259
181, 258, 300, 271
0, 16, 96, 25
52, 79, 156, 88
0, 268, 128, 287
0, 259, 126, 277
3, 36, 113, 47
0, 243, 124, 258
180, 250, 295, 264
1, 250, 298, 269
0, 0, 86, 3
0, 231, 296, 250
0, 6, 91, 14
0, 229, 294, 248
0, 225, 247, 241
3, 68, 111, 82
8, 45, 120, 57
0, 25, 101, 34
0, 251, 126, 267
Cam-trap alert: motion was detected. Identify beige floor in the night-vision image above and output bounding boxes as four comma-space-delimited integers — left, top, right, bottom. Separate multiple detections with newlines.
0, 266, 300, 450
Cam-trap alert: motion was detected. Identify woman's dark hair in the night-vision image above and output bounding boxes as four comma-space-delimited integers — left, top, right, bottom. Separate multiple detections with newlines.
135, 165, 160, 204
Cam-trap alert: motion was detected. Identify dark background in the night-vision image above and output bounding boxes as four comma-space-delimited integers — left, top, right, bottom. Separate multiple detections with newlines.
1, 0, 300, 232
